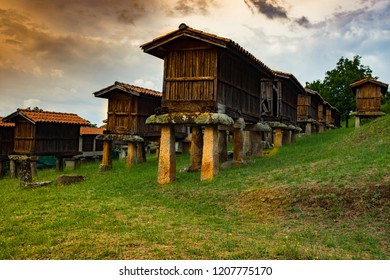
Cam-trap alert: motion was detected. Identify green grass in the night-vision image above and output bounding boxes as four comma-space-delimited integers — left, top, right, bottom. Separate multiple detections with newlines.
0, 116, 389, 260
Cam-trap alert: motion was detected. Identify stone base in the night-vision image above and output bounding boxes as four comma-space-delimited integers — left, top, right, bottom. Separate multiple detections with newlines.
99, 164, 112, 172
56, 175, 85, 185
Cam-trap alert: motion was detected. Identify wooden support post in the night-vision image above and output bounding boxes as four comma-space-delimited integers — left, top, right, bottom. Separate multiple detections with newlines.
158, 125, 176, 184
201, 125, 219, 181
127, 142, 137, 168
189, 126, 203, 172
99, 140, 112, 171
218, 130, 228, 162
273, 128, 283, 148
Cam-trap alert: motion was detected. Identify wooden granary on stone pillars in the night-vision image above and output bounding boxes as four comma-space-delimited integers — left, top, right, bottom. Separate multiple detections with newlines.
2, 109, 90, 185
260, 71, 303, 148
94, 82, 162, 171
93, 82, 187, 171
141, 23, 275, 184
297, 88, 324, 134
350, 77, 388, 128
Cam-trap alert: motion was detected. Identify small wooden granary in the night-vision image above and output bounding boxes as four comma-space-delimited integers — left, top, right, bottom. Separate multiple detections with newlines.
3, 109, 90, 157
261, 71, 303, 126
350, 77, 388, 127
93, 82, 187, 171
94, 82, 163, 139
297, 88, 326, 134
0, 117, 15, 177
141, 23, 275, 123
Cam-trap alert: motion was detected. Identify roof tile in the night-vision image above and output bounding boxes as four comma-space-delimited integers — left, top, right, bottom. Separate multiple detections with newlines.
0, 117, 15, 127
9, 109, 90, 125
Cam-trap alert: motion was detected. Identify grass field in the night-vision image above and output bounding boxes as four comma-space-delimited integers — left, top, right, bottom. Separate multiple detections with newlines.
0, 116, 389, 260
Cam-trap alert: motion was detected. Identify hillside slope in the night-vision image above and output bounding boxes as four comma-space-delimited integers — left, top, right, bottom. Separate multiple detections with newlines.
0, 116, 388, 260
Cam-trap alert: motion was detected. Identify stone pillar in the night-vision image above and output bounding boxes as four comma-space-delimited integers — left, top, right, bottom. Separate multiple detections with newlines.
74, 158, 81, 169
31, 161, 37, 177
273, 128, 283, 148
291, 131, 299, 143
282, 130, 292, 145
10, 158, 17, 178
9, 156, 37, 186
137, 142, 146, 163
182, 140, 191, 154
158, 125, 176, 184
250, 131, 263, 157
127, 142, 137, 168
218, 130, 228, 162
233, 118, 246, 163
305, 123, 312, 135
201, 125, 219, 181
243, 130, 251, 157
189, 126, 203, 172
19, 157, 33, 186
355, 116, 361, 128
99, 140, 112, 171
233, 128, 245, 162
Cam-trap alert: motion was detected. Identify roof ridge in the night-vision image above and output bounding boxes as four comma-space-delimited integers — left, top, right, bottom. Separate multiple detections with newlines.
141, 23, 274, 77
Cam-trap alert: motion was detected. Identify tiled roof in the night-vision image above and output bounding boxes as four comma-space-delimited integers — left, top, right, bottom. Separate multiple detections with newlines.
141, 23, 274, 78
94, 82, 162, 98
4, 109, 90, 125
0, 117, 15, 127
80, 126, 105, 135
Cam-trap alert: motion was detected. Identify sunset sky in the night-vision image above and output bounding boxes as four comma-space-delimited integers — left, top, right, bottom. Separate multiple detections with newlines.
1, 0, 389, 125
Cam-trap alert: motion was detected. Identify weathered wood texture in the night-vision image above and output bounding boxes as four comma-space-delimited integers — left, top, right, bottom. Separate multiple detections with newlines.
351, 78, 388, 114
106, 92, 161, 137
0, 118, 14, 161
355, 84, 383, 112
297, 94, 309, 118
94, 83, 187, 140
3, 110, 89, 157
142, 24, 274, 123
260, 72, 303, 125
14, 122, 80, 156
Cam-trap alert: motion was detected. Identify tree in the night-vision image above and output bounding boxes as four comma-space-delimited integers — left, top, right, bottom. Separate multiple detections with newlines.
306, 55, 374, 127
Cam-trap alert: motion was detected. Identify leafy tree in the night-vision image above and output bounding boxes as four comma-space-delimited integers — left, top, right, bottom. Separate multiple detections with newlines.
306, 55, 374, 127
381, 90, 390, 114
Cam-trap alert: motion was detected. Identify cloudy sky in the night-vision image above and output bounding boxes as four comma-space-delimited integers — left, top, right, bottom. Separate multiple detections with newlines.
1, 0, 389, 125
